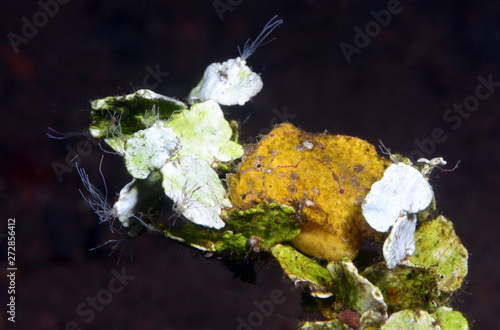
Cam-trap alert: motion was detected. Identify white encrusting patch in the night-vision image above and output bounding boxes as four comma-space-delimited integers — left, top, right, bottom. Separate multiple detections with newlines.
362, 162, 433, 233
362, 161, 438, 269
188, 16, 282, 106
382, 212, 417, 269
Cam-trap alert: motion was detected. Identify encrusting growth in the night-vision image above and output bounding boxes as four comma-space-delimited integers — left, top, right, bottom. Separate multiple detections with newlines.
228, 123, 391, 260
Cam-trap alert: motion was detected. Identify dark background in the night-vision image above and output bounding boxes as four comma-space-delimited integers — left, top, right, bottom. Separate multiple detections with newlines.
1, 0, 499, 329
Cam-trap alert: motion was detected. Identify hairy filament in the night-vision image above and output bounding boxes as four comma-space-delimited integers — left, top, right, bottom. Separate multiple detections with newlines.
90, 236, 133, 265
168, 181, 202, 224
239, 15, 283, 60
76, 156, 117, 232
46, 127, 89, 140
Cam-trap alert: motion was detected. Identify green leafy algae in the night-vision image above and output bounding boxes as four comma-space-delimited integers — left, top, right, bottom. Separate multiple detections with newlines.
271, 244, 333, 298
408, 216, 468, 292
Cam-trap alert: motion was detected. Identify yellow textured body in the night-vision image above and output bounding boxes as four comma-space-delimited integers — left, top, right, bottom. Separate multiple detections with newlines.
227, 123, 390, 260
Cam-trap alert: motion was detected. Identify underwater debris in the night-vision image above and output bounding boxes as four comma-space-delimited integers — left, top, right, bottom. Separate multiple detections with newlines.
81, 89, 469, 329
70, 16, 470, 328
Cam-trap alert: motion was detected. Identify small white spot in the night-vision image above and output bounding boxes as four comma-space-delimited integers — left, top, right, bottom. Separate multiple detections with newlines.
303, 140, 314, 150
304, 200, 315, 207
